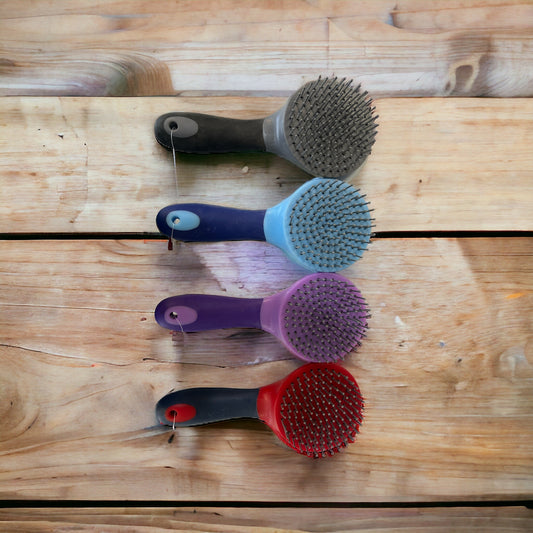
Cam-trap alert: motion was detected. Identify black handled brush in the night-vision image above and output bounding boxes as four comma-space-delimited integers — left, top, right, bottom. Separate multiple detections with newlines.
154, 76, 378, 179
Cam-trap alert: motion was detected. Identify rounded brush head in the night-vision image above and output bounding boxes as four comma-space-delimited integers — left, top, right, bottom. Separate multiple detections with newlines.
262, 363, 364, 458
268, 177, 373, 272
262, 273, 369, 362
283, 76, 378, 178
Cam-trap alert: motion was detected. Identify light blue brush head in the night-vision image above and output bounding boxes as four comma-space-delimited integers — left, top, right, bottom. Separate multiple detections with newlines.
264, 177, 373, 272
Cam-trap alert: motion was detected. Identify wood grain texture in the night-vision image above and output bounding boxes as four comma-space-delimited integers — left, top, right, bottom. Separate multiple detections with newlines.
0, 506, 531, 532
0, 1, 532, 97
0, 0, 531, 523
0, 237, 531, 501
1, 96, 531, 234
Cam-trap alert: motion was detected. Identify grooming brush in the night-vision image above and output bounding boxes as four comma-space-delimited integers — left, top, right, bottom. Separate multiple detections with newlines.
155, 273, 369, 362
157, 362, 364, 458
157, 177, 372, 272
154, 76, 378, 178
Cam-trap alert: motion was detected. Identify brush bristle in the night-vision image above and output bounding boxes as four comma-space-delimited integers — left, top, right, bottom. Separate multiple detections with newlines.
289, 179, 372, 271
282, 275, 369, 362
285, 76, 378, 177
279, 365, 364, 457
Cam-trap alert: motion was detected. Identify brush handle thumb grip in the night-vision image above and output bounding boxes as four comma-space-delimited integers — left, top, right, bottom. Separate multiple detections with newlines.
154, 112, 266, 153
156, 387, 260, 427
155, 294, 264, 332
156, 204, 267, 242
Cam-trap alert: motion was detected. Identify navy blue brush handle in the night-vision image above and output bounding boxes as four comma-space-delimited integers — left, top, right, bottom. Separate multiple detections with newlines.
154, 112, 266, 154
156, 387, 260, 427
156, 203, 267, 242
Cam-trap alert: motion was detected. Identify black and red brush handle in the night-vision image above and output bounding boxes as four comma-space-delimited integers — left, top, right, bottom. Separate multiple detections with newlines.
157, 387, 260, 426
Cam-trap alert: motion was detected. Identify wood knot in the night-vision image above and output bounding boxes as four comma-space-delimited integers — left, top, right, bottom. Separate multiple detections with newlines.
0, 376, 39, 441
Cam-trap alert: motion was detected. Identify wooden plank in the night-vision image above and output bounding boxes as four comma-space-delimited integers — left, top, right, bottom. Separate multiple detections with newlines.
0, 96, 531, 234
0, 237, 531, 501
0, 1, 532, 97
0, 506, 531, 532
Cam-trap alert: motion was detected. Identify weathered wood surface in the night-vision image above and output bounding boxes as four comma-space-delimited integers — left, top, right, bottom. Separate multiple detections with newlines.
1, 0, 532, 97
1, 0, 532, 525
1, 96, 532, 234
0, 237, 531, 501
0, 506, 531, 532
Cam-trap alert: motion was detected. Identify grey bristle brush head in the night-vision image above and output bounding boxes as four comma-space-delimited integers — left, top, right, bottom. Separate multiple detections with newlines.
154, 76, 378, 178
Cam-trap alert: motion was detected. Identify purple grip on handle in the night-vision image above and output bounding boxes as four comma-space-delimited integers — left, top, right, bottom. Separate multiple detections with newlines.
155, 294, 264, 332
156, 203, 267, 242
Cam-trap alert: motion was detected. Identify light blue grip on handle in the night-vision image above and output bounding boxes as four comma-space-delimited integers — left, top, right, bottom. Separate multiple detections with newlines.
165, 210, 201, 231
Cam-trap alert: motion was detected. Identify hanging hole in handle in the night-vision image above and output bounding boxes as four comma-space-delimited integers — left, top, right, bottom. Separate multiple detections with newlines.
165, 305, 198, 327
163, 117, 179, 135
166, 211, 181, 230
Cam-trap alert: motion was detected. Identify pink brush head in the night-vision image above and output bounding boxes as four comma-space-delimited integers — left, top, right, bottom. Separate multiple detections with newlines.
260, 273, 369, 362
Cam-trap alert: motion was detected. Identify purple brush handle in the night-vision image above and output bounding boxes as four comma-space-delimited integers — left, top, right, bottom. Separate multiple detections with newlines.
155, 294, 264, 332
156, 204, 267, 242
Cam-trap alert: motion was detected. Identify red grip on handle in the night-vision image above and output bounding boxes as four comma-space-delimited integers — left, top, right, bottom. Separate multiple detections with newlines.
164, 403, 197, 424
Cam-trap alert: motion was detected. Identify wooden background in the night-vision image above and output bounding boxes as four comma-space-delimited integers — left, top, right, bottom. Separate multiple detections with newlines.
0, 1, 532, 531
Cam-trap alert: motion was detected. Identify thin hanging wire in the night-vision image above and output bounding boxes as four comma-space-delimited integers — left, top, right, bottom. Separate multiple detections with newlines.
168, 126, 179, 250
166, 127, 187, 355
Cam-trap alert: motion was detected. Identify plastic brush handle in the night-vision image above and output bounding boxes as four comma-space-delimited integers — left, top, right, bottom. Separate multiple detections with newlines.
154, 294, 264, 331
154, 112, 266, 153
157, 387, 260, 427
156, 204, 267, 242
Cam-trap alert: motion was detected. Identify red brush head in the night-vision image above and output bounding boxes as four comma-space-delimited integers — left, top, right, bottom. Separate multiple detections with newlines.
257, 363, 364, 458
